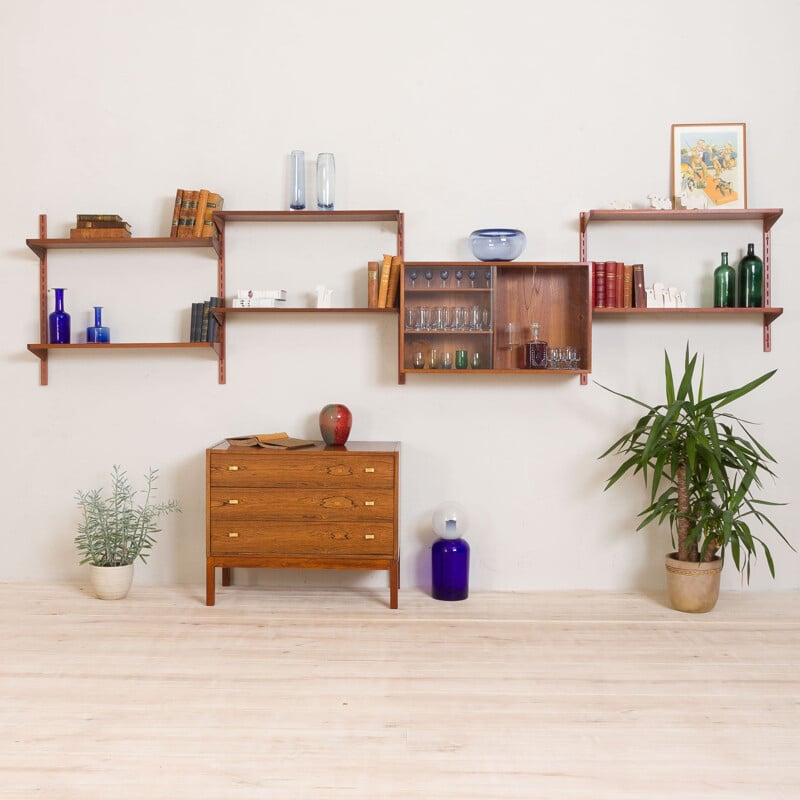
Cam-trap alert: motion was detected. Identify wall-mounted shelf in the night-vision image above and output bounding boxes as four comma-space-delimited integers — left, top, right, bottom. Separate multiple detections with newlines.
26, 215, 221, 384
579, 208, 783, 351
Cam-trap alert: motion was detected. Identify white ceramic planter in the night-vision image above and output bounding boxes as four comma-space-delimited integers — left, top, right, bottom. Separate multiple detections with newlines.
88, 563, 134, 600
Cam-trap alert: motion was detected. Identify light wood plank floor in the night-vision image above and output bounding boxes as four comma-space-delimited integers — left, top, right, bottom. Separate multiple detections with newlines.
2, 583, 799, 799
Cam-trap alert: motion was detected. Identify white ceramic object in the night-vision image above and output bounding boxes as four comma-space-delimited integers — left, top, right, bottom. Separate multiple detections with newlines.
88, 563, 134, 600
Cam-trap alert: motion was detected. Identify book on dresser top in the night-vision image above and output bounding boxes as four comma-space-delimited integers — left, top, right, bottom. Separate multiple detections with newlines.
225, 432, 317, 449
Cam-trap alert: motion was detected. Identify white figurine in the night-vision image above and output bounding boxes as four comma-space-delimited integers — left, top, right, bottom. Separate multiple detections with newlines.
646, 194, 672, 210
607, 200, 633, 210
645, 287, 657, 308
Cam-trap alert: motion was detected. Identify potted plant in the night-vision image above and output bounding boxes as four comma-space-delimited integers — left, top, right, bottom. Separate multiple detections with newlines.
75, 465, 180, 599
599, 345, 790, 612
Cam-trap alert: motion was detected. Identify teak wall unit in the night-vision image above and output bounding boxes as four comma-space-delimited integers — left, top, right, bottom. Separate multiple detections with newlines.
399, 262, 592, 384
206, 440, 400, 608
579, 208, 783, 351
26, 214, 220, 385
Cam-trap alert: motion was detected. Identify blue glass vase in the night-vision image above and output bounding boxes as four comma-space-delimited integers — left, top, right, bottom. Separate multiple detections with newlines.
87, 306, 110, 343
49, 287, 71, 344
432, 537, 470, 601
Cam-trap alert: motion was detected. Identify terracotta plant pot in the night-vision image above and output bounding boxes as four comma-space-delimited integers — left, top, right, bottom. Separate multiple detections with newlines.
664, 553, 722, 613
88, 563, 134, 600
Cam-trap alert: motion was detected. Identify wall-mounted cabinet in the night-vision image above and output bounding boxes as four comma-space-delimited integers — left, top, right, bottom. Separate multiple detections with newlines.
579, 208, 783, 351
399, 262, 591, 384
26, 214, 220, 385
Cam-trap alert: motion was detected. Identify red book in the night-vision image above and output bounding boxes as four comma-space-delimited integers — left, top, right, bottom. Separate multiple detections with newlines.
604, 261, 618, 308
592, 262, 606, 308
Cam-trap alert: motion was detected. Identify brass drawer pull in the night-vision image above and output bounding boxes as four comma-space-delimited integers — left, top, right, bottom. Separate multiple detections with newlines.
364, 534, 376, 540
364, 467, 376, 473
226, 499, 239, 505
228, 532, 239, 538
227, 465, 239, 471
364, 500, 375, 507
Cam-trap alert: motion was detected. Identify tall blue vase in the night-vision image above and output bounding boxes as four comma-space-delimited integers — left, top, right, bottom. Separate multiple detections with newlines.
86, 306, 110, 343
432, 537, 470, 601
49, 287, 70, 344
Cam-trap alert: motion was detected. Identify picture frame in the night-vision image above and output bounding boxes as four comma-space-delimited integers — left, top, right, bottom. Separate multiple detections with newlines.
671, 123, 747, 210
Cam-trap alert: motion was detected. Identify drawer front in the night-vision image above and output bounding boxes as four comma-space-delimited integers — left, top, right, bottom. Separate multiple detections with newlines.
209, 521, 395, 557
209, 453, 395, 489
209, 488, 396, 521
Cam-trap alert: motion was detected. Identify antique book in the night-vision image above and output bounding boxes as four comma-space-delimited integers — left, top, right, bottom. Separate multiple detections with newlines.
592, 261, 606, 308
199, 299, 211, 342
199, 192, 223, 238
170, 189, 183, 237
604, 261, 618, 308
623, 263, 634, 308
632, 264, 646, 308
77, 220, 131, 231
190, 301, 203, 342
615, 260, 624, 309
76, 214, 123, 222
367, 261, 379, 308
377, 253, 393, 308
225, 433, 316, 449
69, 227, 131, 240
386, 256, 403, 308
193, 189, 209, 237
177, 190, 198, 238
205, 296, 221, 342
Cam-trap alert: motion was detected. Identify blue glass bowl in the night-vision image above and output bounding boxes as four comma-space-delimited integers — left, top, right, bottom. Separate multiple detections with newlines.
469, 228, 526, 261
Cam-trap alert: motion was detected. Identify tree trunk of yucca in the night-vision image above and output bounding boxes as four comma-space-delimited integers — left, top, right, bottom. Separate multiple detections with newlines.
676, 462, 698, 562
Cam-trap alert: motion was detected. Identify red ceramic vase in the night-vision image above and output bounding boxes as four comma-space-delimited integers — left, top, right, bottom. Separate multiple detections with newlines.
319, 403, 352, 445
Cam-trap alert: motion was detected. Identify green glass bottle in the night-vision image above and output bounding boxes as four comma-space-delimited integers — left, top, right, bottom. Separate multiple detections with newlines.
713, 251, 736, 308
737, 242, 763, 308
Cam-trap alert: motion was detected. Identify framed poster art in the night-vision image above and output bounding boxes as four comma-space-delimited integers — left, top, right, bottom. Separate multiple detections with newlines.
671, 123, 747, 210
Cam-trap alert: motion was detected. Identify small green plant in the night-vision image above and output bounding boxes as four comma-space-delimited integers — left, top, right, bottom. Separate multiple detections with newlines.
75, 466, 181, 566
598, 345, 790, 581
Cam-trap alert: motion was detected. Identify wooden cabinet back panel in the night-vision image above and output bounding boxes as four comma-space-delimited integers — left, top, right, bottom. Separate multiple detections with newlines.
209, 488, 395, 521
210, 521, 395, 556
208, 453, 395, 488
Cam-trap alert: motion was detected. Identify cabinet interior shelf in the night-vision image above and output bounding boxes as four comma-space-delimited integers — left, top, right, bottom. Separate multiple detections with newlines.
214, 307, 397, 318
26, 236, 217, 258
593, 307, 783, 325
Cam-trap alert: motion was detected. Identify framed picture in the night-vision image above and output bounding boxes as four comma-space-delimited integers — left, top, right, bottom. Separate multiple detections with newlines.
671, 123, 747, 210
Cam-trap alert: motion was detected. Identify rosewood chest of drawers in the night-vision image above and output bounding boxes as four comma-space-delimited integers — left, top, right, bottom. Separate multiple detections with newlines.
206, 441, 400, 608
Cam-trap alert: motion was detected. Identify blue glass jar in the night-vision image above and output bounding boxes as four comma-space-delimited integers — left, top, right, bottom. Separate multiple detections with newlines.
86, 306, 110, 343
49, 287, 71, 343
432, 537, 470, 601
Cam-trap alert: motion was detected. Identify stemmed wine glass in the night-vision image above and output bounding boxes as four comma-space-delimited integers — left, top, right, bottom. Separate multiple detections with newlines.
440, 269, 449, 288
455, 269, 464, 288
424, 270, 434, 288
484, 269, 492, 288
468, 270, 477, 288
409, 270, 418, 289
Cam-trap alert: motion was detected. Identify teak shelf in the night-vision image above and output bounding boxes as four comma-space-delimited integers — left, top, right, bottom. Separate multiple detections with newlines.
579, 207, 784, 351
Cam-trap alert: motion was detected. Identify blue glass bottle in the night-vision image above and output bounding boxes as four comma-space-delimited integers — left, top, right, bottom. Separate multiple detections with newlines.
49, 287, 71, 343
432, 537, 470, 601
86, 306, 110, 343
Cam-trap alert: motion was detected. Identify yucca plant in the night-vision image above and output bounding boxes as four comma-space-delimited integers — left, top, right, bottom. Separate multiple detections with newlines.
74, 466, 180, 566
598, 346, 790, 581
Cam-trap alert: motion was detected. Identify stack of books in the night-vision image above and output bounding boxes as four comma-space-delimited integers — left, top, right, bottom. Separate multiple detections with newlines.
591, 261, 646, 309
231, 289, 287, 308
69, 214, 131, 240
368, 254, 402, 308
171, 189, 224, 238
189, 297, 222, 342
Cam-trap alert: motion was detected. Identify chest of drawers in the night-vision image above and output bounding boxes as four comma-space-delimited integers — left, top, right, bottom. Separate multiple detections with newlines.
206, 441, 400, 608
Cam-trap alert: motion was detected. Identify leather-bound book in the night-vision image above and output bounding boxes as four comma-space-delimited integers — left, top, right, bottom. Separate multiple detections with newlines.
170, 189, 183, 237
623, 263, 634, 308
386, 256, 403, 308
632, 264, 646, 308
377, 253, 392, 308
193, 189, 209, 237
200, 192, 223, 238
604, 261, 618, 308
367, 261, 379, 308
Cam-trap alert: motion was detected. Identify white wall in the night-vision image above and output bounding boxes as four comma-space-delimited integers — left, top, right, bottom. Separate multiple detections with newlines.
2, 0, 798, 592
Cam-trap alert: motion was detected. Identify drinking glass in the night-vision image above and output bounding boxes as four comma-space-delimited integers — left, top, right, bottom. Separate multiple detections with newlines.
441, 351, 453, 369
566, 346, 580, 369
468, 270, 477, 288
316, 152, 335, 210
413, 351, 425, 369
409, 270, 418, 289
440, 269, 449, 288
470, 305, 483, 331
425, 270, 434, 288
471, 352, 482, 369
429, 348, 440, 369
455, 269, 464, 288
405, 306, 418, 331
484, 270, 492, 288
418, 305, 431, 331
455, 349, 468, 369
548, 346, 562, 368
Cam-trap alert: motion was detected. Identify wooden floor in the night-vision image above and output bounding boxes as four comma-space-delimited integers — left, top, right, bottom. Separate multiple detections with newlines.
2, 583, 799, 799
